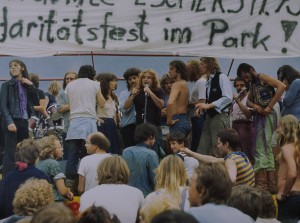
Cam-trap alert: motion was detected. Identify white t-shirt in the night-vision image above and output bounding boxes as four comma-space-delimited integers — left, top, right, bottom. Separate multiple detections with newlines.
190, 77, 207, 103
80, 184, 145, 223
145, 186, 190, 211
77, 153, 112, 192
97, 99, 117, 118
178, 152, 199, 180
65, 78, 100, 120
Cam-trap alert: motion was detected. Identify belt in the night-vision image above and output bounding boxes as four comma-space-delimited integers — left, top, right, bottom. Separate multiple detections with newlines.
289, 191, 300, 196
232, 120, 252, 124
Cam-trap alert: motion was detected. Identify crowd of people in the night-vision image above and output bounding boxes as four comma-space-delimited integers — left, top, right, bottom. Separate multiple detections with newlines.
0, 57, 300, 223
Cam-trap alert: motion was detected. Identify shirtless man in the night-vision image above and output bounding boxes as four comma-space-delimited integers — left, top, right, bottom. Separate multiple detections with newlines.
167, 60, 191, 136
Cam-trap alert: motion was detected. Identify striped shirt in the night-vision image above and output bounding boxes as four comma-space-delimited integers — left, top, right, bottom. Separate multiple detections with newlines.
224, 152, 255, 187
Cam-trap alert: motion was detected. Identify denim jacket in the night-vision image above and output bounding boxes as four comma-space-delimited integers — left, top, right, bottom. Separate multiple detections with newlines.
0, 78, 37, 126
122, 143, 159, 197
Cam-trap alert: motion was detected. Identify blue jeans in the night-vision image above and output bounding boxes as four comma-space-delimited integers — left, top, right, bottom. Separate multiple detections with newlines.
169, 114, 191, 137
65, 139, 86, 179
62, 132, 70, 160
278, 194, 300, 223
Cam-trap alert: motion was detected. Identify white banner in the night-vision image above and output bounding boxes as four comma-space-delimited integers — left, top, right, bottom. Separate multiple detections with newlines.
0, 0, 299, 58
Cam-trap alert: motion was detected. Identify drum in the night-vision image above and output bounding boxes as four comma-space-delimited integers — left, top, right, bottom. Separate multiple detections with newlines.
47, 104, 62, 121
28, 116, 39, 131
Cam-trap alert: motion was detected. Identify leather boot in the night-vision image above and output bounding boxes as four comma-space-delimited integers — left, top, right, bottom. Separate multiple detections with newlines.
267, 170, 277, 194
255, 170, 268, 191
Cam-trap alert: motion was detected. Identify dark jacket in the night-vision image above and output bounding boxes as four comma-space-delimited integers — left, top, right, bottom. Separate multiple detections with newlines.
206, 72, 222, 118
0, 78, 37, 126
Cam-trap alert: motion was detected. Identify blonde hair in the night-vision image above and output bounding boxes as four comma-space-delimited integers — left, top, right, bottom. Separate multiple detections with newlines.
140, 193, 179, 223
97, 155, 130, 185
138, 69, 160, 91
31, 203, 75, 223
155, 155, 187, 205
186, 60, 202, 82
277, 114, 300, 165
13, 178, 54, 216
38, 135, 60, 160
48, 80, 61, 96
199, 57, 221, 74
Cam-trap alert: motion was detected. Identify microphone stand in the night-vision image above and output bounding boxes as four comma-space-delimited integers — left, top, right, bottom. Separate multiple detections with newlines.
144, 93, 148, 123
144, 83, 148, 123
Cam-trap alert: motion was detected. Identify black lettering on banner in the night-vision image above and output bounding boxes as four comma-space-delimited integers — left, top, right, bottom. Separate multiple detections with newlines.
87, 27, 99, 41
281, 20, 298, 54
27, 22, 38, 37
10, 20, 23, 39
203, 19, 228, 45
66, 0, 84, 6
191, 0, 205, 12
38, 16, 45, 41
90, 0, 114, 6
0, 0, 299, 55
286, 5, 300, 16
44, 10, 56, 43
227, 0, 244, 13
57, 27, 70, 40
99, 12, 113, 49
134, 9, 149, 43
71, 9, 86, 45
212, 0, 225, 13
135, 0, 146, 6
163, 17, 191, 43
0, 7, 7, 42
252, 23, 270, 51
151, 0, 182, 9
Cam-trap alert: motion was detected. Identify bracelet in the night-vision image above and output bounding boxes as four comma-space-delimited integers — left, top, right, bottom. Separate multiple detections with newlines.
267, 105, 272, 110
281, 193, 289, 200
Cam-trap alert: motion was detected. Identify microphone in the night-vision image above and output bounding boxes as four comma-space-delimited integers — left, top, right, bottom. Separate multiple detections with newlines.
145, 83, 149, 96
234, 87, 247, 101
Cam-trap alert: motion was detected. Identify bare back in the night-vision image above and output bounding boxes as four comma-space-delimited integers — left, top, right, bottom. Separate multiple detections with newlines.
169, 80, 189, 114
278, 144, 300, 193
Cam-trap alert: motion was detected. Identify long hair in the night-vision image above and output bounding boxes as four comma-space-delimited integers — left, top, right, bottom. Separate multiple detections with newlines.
277, 115, 300, 166
96, 72, 118, 102
138, 69, 160, 92
236, 63, 255, 77
31, 203, 75, 223
97, 155, 130, 185
199, 57, 221, 74
186, 60, 202, 82
9, 59, 29, 78
277, 65, 300, 85
38, 135, 60, 160
169, 60, 188, 81
28, 73, 40, 88
155, 155, 187, 205
62, 71, 77, 90
47, 80, 61, 97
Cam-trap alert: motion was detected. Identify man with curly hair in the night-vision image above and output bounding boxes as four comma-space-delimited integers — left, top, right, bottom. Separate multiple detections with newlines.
1, 178, 53, 222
